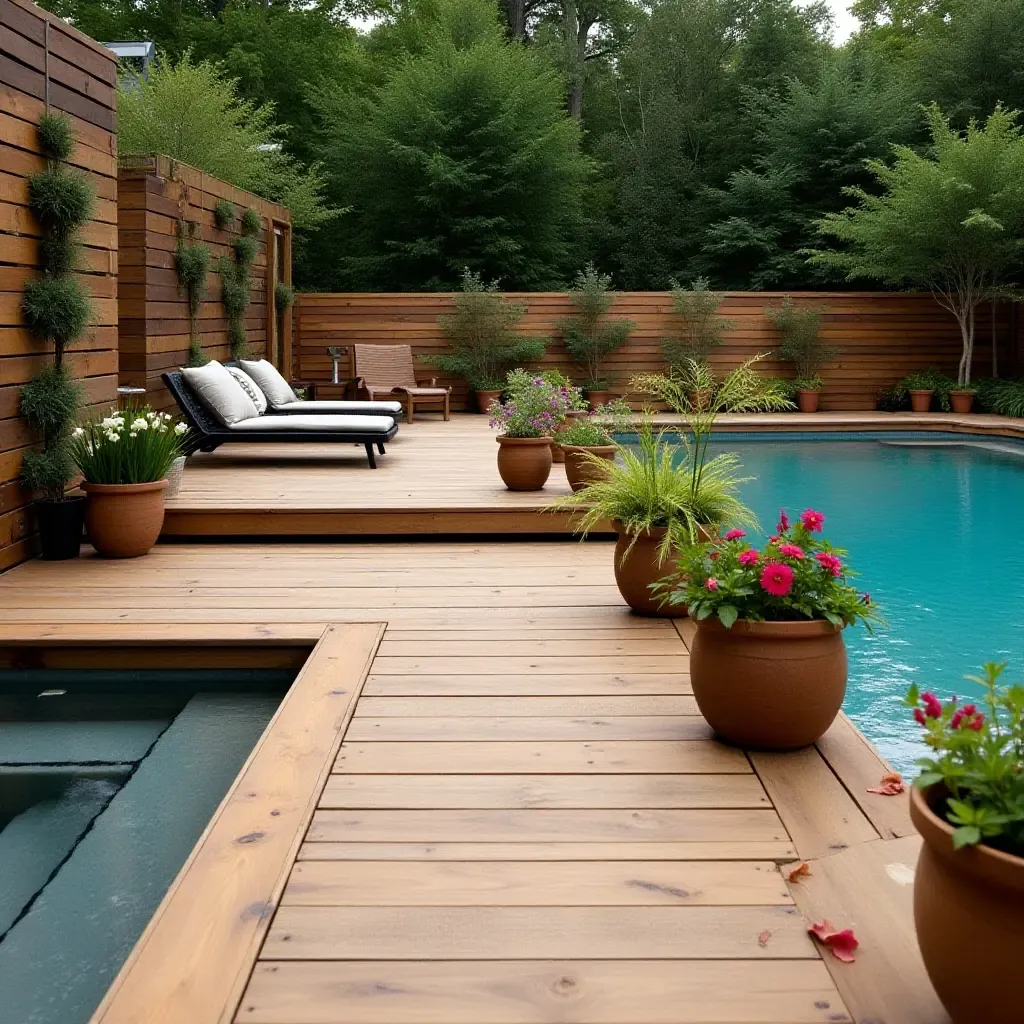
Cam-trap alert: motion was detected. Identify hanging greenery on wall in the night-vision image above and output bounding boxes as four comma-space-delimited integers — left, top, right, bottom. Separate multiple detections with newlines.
174, 220, 211, 367
218, 207, 261, 359
20, 112, 93, 503
274, 280, 295, 346
213, 199, 235, 231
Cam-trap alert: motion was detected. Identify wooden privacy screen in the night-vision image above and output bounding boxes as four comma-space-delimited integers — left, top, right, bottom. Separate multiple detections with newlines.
118, 154, 292, 410
0, 0, 118, 572
296, 292, 1017, 412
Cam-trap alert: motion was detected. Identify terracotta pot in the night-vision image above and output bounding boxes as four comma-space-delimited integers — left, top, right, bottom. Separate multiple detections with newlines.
587, 390, 612, 411
613, 526, 677, 617
909, 389, 934, 413
690, 618, 846, 749
550, 437, 566, 463
949, 390, 974, 414
563, 444, 617, 492
910, 785, 1024, 1024
495, 436, 552, 491
82, 479, 168, 558
476, 389, 501, 414
36, 496, 85, 561
796, 389, 820, 413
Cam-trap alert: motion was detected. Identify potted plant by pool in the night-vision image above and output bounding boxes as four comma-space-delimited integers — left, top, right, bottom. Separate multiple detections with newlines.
557, 399, 633, 492
765, 296, 836, 413
948, 386, 976, 414
670, 509, 880, 748
489, 371, 572, 491
541, 369, 587, 463
904, 665, 1024, 1024
71, 406, 189, 557
901, 368, 954, 413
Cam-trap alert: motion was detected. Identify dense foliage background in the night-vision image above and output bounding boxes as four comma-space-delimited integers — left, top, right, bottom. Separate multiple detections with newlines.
42, 0, 1024, 291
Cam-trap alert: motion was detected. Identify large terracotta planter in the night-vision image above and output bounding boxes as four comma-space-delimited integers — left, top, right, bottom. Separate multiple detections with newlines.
495, 436, 552, 491
796, 389, 820, 413
476, 390, 501, 414
82, 479, 168, 558
949, 390, 974, 414
909, 785, 1024, 1024
587, 390, 612, 411
909, 389, 934, 413
563, 444, 617, 492
613, 526, 677, 617
690, 618, 846, 749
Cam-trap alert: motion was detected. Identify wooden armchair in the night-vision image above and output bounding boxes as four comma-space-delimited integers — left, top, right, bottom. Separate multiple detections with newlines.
353, 344, 451, 424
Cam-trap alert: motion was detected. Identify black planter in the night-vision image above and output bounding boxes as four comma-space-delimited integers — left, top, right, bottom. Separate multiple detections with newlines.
36, 496, 86, 560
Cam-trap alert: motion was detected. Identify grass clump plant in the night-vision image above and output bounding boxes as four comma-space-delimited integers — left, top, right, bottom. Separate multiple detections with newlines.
557, 265, 633, 392
976, 378, 1024, 417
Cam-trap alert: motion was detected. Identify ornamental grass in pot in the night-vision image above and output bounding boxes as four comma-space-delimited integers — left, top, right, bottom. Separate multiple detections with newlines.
904, 665, 1024, 1024
558, 399, 633, 491
71, 406, 189, 557
669, 508, 880, 749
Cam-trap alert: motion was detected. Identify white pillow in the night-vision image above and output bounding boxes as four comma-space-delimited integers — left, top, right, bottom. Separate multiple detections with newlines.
239, 358, 297, 408
227, 366, 267, 414
181, 360, 258, 426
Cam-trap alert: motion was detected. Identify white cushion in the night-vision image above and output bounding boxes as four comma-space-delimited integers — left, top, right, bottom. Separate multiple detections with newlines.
239, 358, 298, 407
275, 400, 404, 415
227, 367, 267, 414
182, 360, 257, 426
229, 414, 395, 434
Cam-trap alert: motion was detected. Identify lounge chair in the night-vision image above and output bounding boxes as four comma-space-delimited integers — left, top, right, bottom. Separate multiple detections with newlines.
229, 359, 405, 420
354, 344, 451, 424
163, 369, 398, 468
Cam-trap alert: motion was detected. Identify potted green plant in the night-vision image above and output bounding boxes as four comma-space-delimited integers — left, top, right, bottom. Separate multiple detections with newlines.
540, 369, 587, 463
900, 368, 955, 413
70, 406, 188, 557
662, 278, 735, 408
427, 270, 547, 412
558, 265, 633, 408
904, 664, 1023, 1024
765, 296, 836, 413
558, 399, 633, 492
489, 371, 572, 491
20, 113, 94, 560
671, 509, 881, 748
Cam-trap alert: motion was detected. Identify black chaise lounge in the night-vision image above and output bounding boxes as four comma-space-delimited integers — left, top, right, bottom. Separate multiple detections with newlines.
163, 370, 398, 468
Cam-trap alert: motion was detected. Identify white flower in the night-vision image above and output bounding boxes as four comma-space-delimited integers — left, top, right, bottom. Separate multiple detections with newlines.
72, 426, 85, 437
174, 422, 188, 435
131, 417, 148, 431
101, 417, 115, 429
105, 431, 120, 443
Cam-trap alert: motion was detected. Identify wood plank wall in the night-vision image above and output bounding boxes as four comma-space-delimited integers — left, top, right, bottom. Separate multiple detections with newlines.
118, 154, 292, 411
296, 292, 1017, 412
0, 0, 118, 572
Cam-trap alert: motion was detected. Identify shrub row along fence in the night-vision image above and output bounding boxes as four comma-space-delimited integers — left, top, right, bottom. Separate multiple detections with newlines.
295, 291, 1019, 412
118, 154, 293, 411
0, 0, 118, 572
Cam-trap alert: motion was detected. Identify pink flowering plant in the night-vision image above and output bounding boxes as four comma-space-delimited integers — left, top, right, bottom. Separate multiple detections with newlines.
905, 663, 1024, 855
488, 369, 574, 438
668, 507, 881, 630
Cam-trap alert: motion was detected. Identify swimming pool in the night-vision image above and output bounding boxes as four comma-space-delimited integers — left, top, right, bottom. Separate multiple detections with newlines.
686, 431, 1024, 771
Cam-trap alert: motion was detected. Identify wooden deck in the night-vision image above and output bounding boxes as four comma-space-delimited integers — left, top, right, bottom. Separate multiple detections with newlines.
162, 410, 1024, 538
0, 541, 949, 1024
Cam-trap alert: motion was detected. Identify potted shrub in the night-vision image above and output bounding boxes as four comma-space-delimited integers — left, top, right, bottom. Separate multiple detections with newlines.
71, 406, 188, 557
900, 368, 955, 413
662, 278, 735, 408
904, 664, 1023, 1024
765, 296, 836, 413
671, 509, 880, 748
557, 399, 632, 491
558, 265, 633, 409
948, 386, 976, 413
489, 371, 571, 491
427, 270, 547, 412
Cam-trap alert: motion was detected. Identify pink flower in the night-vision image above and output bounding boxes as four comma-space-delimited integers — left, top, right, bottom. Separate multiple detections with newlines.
921, 692, 942, 719
861, 593, 871, 605
962, 703, 976, 716
969, 713, 985, 731
801, 509, 825, 532
768, 535, 780, 544
724, 528, 746, 541
760, 562, 794, 597
777, 543, 806, 560
738, 549, 760, 566
814, 552, 843, 577
705, 577, 719, 591
777, 509, 790, 532
950, 709, 965, 730
913, 708, 927, 727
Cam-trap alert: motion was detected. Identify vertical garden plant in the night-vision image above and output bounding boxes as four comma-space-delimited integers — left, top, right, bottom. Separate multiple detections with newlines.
218, 206, 262, 359
174, 220, 211, 367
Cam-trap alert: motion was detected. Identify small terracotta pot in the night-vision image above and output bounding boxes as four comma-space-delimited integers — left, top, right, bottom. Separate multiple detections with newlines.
690, 618, 846, 749
587, 390, 612, 411
909, 389, 934, 413
796, 389, 820, 413
476, 390, 501, 414
613, 526, 678, 617
82, 479, 168, 558
949, 390, 974, 414
495, 436, 552, 491
910, 785, 1024, 1024
563, 444, 617, 492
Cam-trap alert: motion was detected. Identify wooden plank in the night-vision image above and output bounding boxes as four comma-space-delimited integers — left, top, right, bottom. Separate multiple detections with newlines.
237, 959, 847, 1024
749, 748, 880, 860
344, 715, 711, 741
352, 695, 697, 716
282, 859, 793, 907
363, 674, 692, 695
261, 905, 817, 960
318, 773, 771, 809
90, 623, 384, 1024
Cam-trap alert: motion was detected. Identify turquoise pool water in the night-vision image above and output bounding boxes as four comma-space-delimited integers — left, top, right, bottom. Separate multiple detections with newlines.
692, 432, 1024, 771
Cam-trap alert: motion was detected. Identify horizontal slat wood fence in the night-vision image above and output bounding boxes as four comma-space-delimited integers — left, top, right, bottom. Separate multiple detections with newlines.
296, 292, 1018, 412
118, 154, 292, 412
0, 0, 118, 571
